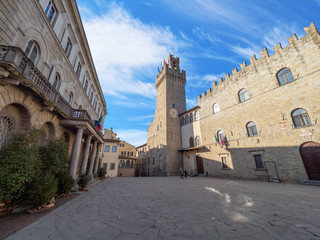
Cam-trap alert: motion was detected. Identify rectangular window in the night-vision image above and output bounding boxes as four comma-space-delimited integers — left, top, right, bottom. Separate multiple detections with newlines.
121, 151, 126, 156
112, 146, 117, 152
110, 163, 115, 170
105, 145, 110, 152
76, 63, 82, 78
102, 163, 107, 170
65, 38, 72, 58
45, 1, 57, 25
221, 157, 229, 169
254, 154, 264, 169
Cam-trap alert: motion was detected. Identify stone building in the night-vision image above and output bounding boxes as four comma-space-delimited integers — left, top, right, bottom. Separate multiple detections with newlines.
101, 129, 119, 178
118, 140, 137, 177
138, 55, 186, 177
137, 23, 320, 183
0, 0, 107, 180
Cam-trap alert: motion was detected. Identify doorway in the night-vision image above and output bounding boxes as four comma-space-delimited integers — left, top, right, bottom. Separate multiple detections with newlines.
300, 142, 320, 180
196, 155, 204, 174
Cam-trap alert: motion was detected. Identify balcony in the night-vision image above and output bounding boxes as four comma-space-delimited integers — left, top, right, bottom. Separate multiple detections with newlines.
0, 45, 101, 136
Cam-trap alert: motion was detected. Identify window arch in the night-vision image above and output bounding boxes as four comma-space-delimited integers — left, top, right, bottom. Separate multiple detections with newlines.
185, 115, 189, 124
0, 115, 15, 149
195, 111, 199, 121
246, 122, 258, 137
53, 73, 61, 90
212, 103, 220, 113
190, 113, 193, 123
130, 161, 134, 168
68, 92, 73, 105
189, 137, 194, 147
292, 108, 311, 127
119, 160, 125, 168
126, 160, 130, 168
180, 117, 185, 126
195, 136, 200, 146
277, 68, 294, 85
238, 88, 249, 102
25, 40, 40, 64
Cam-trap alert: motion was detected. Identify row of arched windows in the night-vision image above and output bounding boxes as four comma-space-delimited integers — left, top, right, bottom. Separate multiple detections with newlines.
181, 111, 200, 126
189, 136, 201, 147
212, 68, 295, 114
119, 160, 134, 169
215, 108, 311, 143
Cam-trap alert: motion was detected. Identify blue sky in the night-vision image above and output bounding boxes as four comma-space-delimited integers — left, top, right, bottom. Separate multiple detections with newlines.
77, 0, 320, 147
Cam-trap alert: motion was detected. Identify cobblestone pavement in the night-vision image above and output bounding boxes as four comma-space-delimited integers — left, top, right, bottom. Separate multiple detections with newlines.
7, 177, 320, 240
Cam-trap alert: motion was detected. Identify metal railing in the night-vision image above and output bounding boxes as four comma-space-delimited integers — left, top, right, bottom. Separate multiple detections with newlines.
0, 45, 98, 127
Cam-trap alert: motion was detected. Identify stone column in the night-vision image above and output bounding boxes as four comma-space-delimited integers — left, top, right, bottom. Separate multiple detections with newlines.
69, 126, 84, 178
93, 143, 102, 176
80, 134, 92, 174
88, 140, 98, 179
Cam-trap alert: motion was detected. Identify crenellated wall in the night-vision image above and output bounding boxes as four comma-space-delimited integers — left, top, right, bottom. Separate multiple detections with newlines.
195, 22, 320, 182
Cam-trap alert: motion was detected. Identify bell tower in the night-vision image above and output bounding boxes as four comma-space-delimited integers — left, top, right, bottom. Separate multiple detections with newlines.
149, 54, 186, 176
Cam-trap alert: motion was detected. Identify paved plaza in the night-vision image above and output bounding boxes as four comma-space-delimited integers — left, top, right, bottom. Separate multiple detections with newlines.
7, 177, 320, 240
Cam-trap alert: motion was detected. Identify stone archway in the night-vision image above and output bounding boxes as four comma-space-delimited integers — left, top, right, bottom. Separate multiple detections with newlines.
41, 122, 55, 142
0, 103, 31, 148
300, 142, 320, 180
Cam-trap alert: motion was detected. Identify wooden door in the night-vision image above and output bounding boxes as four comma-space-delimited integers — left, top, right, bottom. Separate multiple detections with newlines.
196, 155, 204, 174
300, 142, 320, 180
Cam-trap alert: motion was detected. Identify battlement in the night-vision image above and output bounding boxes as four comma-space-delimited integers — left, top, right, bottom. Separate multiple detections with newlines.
156, 54, 186, 88
197, 22, 320, 101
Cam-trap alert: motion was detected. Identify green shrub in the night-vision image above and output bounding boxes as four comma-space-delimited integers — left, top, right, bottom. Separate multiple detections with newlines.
97, 167, 106, 178
40, 139, 69, 176
57, 171, 75, 194
0, 129, 42, 201
22, 172, 58, 205
77, 174, 89, 188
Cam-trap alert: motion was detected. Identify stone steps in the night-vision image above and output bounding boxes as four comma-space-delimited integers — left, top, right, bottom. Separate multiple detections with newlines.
301, 180, 320, 186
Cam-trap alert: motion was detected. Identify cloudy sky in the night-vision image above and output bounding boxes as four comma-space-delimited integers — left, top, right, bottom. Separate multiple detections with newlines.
77, 0, 320, 147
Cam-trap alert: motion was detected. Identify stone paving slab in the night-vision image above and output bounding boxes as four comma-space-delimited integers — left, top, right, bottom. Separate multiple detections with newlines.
6, 177, 320, 240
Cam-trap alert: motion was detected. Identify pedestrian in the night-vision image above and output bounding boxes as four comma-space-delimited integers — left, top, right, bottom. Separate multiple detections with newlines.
180, 168, 184, 179
184, 170, 188, 178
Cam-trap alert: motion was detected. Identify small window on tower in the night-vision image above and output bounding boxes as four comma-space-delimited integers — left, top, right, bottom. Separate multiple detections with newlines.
173, 104, 175, 108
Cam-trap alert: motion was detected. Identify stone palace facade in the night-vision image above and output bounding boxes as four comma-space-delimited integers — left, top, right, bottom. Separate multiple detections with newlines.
137, 23, 320, 183
0, 0, 106, 180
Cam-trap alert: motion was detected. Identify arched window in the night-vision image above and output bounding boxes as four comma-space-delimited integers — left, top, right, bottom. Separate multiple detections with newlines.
130, 161, 134, 168
189, 137, 194, 147
126, 160, 130, 168
25, 40, 40, 64
212, 103, 220, 113
238, 88, 249, 102
277, 68, 294, 85
119, 160, 125, 168
195, 136, 200, 146
0, 115, 15, 149
185, 115, 189, 124
195, 111, 199, 121
246, 122, 258, 137
53, 73, 60, 90
292, 108, 311, 127
190, 113, 193, 123
68, 92, 73, 104
180, 117, 185, 126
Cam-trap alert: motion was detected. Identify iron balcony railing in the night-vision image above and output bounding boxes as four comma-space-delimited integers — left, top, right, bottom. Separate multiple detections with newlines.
0, 45, 99, 131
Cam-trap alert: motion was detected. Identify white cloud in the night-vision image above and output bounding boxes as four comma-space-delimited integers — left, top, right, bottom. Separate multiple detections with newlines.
229, 45, 260, 59
186, 98, 198, 108
81, 2, 186, 100
116, 129, 147, 147
188, 73, 225, 88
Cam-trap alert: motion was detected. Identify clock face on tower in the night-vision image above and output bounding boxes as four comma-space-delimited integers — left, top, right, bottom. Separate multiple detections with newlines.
169, 108, 178, 118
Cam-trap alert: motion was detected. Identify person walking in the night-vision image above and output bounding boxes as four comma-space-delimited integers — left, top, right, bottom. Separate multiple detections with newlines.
180, 168, 184, 179
184, 170, 188, 178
